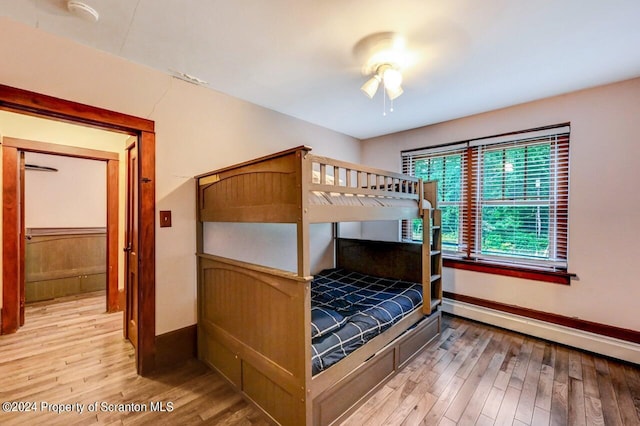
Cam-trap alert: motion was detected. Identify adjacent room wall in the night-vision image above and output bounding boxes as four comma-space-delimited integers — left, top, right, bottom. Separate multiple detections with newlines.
25, 153, 106, 228
0, 18, 361, 334
361, 77, 640, 333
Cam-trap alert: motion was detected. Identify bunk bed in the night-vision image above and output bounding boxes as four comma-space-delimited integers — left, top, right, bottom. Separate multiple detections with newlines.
195, 146, 443, 425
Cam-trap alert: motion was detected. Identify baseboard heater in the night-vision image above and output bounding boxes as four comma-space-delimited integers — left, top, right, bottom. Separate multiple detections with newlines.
442, 298, 640, 365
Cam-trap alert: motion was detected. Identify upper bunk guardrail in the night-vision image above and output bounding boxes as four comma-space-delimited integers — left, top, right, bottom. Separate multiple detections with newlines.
307, 154, 422, 201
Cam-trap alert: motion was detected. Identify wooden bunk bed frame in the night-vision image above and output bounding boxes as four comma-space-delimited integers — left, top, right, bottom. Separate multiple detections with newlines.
196, 146, 442, 425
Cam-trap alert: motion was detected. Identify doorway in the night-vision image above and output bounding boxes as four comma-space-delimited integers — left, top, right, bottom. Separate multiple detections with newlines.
2, 137, 120, 325
0, 84, 156, 375
25, 153, 110, 308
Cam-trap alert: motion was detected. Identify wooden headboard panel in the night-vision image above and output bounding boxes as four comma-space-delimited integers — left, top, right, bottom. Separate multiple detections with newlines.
335, 238, 422, 283
197, 147, 306, 223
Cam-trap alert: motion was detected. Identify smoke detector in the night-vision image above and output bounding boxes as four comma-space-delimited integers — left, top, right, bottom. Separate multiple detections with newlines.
67, 1, 99, 22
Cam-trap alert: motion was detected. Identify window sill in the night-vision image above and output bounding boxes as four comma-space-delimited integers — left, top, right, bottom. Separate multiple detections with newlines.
443, 258, 575, 285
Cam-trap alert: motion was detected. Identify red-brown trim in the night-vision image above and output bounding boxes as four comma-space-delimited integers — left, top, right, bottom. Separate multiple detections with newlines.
2, 137, 119, 161
444, 258, 574, 285
155, 325, 197, 371
465, 146, 474, 258
137, 131, 156, 375
19, 151, 25, 326
443, 291, 640, 344
555, 134, 570, 263
0, 84, 156, 376
0, 84, 154, 134
106, 159, 119, 313
2, 146, 20, 334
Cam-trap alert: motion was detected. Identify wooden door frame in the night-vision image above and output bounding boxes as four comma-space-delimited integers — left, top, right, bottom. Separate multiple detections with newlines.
0, 84, 156, 375
2, 137, 120, 316
124, 140, 138, 347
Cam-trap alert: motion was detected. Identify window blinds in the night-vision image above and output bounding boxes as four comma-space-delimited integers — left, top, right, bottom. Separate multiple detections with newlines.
401, 125, 570, 270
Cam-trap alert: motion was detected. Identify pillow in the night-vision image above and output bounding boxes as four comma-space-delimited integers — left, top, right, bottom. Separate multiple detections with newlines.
311, 307, 347, 339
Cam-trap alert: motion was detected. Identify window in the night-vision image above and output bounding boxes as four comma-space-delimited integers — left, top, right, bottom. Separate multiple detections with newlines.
404, 146, 468, 256
402, 125, 570, 281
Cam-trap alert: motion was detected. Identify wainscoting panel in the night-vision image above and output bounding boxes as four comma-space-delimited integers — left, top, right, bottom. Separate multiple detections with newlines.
25, 228, 106, 302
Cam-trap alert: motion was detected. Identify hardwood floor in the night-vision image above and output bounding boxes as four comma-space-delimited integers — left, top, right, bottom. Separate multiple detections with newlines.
1, 292, 639, 425
343, 315, 640, 426
0, 291, 266, 425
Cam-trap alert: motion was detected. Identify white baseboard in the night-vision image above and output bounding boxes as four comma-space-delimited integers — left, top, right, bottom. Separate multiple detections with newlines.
442, 298, 640, 365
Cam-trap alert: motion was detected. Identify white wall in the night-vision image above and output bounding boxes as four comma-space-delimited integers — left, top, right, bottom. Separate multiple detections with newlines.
25, 153, 106, 228
361, 77, 640, 332
203, 223, 335, 274
0, 18, 361, 334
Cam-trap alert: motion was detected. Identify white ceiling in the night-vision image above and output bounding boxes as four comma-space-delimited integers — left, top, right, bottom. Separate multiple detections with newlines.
2, 0, 640, 139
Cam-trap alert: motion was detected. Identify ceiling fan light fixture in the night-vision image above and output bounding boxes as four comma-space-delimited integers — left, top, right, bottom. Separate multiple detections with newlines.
381, 66, 402, 91
360, 75, 381, 99
355, 32, 413, 113
385, 84, 404, 101
361, 63, 404, 102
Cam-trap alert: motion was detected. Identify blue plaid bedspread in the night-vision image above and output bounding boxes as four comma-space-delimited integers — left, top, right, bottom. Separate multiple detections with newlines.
311, 268, 423, 375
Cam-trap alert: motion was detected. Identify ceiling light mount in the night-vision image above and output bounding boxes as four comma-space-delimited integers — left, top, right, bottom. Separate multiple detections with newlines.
355, 32, 408, 75
355, 32, 412, 115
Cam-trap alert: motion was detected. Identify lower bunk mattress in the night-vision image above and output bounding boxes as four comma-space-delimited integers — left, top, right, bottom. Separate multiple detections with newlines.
311, 268, 423, 375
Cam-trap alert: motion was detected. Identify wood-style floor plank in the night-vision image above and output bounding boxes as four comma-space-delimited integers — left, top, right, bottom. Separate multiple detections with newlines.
475, 413, 495, 426
535, 342, 555, 413
550, 346, 570, 426
453, 335, 509, 424
582, 354, 601, 399
494, 385, 521, 426
509, 338, 534, 390
481, 386, 505, 421
494, 335, 522, 391
514, 342, 544, 424
568, 377, 587, 426
595, 357, 625, 426
623, 365, 640, 421
418, 376, 465, 425
585, 395, 606, 426
428, 327, 488, 398
532, 405, 551, 426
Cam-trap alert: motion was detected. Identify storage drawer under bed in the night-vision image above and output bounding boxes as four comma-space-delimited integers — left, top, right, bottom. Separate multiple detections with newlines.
312, 311, 441, 426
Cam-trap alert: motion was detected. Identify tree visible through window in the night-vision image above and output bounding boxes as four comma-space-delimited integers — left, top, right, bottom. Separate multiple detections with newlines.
410, 152, 464, 253
402, 125, 569, 271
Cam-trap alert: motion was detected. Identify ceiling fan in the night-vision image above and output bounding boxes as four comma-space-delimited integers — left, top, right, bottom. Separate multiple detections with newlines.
354, 32, 417, 115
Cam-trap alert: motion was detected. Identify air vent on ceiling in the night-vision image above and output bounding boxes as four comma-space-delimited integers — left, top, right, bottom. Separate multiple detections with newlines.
171, 70, 209, 86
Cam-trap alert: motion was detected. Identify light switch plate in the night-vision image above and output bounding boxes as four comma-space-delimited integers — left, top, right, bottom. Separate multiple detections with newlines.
159, 210, 172, 228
